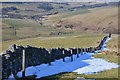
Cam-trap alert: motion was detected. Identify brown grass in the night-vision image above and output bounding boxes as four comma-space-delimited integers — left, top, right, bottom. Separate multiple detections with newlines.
46, 7, 118, 34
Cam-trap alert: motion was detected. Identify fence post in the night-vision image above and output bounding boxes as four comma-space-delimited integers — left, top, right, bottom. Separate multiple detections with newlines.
13, 44, 16, 52
89, 47, 92, 53
48, 50, 51, 66
109, 33, 111, 38
70, 49, 73, 62
84, 48, 87, 54
81, 48, 83, 55
77, 48, 79, 58
22, 48, 25, 78
62, 50, 65, 62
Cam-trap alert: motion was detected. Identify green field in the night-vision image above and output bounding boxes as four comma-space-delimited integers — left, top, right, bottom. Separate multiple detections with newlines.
1, 3, 119, 79
38, 35, 119, 79
43, 9, 90, 25
44, 34, 119, 79
2, 6, 118, 41
2, 8, 90, 41
4, 34, 118, 79
2, 18, 57, 41
2, 34, 105, 51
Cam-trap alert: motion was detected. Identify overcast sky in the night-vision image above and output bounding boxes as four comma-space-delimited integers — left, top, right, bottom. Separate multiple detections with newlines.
1, 0, 120, 2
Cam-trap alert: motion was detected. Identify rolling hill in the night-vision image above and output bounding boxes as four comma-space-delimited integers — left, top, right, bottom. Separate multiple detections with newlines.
45, 6, 119, 34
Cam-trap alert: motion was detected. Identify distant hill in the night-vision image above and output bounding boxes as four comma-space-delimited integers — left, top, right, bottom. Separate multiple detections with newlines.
46, 7, 119, 34
1, 2, 119, 41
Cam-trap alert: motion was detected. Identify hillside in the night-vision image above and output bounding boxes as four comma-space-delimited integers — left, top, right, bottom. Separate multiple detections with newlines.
1, 3, 119, 41
45, 7, 119, 34
1, 2, 119, 79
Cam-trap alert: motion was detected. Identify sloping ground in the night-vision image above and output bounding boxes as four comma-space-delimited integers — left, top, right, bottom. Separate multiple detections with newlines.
2, 18, 56, 41
2, 2, 88, 16
46, 7, 118, 34
43, 9, 90, 25
40, 34, 119, 79
8, 36, 119, 79
107, 34, 119, 51
14, 53, 118, 79
2, 34, 104, 51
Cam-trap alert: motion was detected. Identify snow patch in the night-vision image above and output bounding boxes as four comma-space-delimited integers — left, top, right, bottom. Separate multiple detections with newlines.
8, 74, 15, 80
16, 53, 119, 79
9, 36, 119, 79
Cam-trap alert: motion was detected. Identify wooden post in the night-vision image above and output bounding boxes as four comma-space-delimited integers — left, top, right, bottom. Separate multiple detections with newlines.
70, 49, 73, 62
83, 48, 85, 54
77, 48, 79, 58
89, 47, 92, 53
22, 48, 25, 78
81, 48, 83, 55
92, 47, 94, 52
62, 50, 65, 62
79, 48, 81, 54
48, 50, 51, 65
13, 44, 16, 52
84, 48, 86, 53
109, 33, 111, 38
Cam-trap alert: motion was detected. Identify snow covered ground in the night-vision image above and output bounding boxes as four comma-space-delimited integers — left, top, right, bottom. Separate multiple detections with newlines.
15, 53, 118, 79
9, 35, 119, 79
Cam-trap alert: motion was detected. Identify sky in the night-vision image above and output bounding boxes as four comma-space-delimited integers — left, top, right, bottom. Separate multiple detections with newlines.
1, 0, 120, 2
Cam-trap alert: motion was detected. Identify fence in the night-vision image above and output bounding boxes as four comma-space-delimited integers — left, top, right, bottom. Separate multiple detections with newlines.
1, 34, 111, 79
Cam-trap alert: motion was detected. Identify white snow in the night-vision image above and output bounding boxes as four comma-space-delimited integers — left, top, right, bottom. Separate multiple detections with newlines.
8, 74, 15, 80
10, 35, 119, 79
16, 53, 119, 78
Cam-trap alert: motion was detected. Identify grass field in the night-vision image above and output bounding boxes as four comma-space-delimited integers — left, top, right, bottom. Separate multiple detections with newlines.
107, 34, 119, 52
34, 52, 119, 79
1, 3, 119, 79
45, 6, 118, 33
4, 34, 118, 79
43, 9, 90, 25
2, 34, 105, 51
2, 7, 90, 41
38, 34, 119, 79
2, 18, 57, 41
2, 6, 118, 41
3, 18, 44, 28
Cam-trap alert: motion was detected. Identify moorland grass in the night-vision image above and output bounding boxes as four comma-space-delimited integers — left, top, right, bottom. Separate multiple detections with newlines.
45, 6, 118, 31
2, 34, 118, 79
2, 34, 104, 51
39, 50, 119, 79
2, 18, 55, 40
36, 34, 119, 79
43, 9, 90, 25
